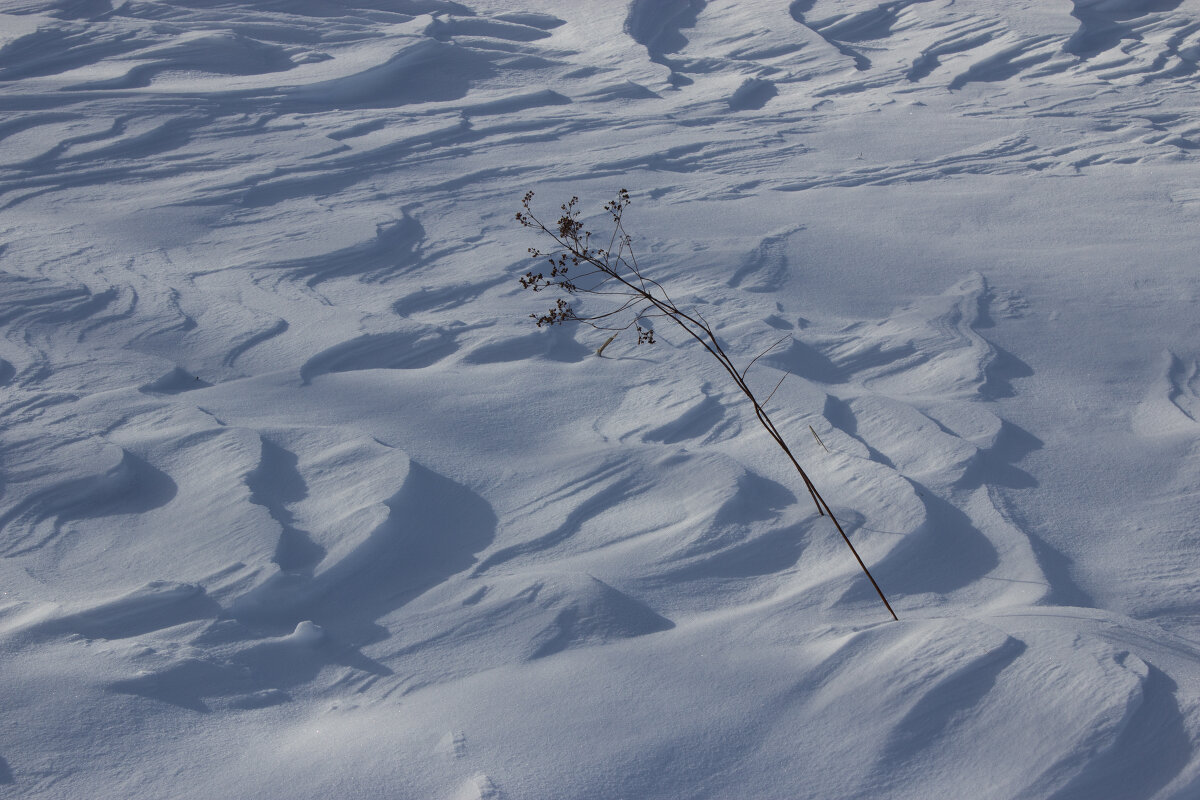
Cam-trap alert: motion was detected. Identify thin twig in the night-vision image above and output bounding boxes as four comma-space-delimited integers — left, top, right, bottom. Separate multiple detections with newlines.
596, 333, 618, 357
741, 334, 790, 380
763, 372, 788, 408
809, 425, 830, 453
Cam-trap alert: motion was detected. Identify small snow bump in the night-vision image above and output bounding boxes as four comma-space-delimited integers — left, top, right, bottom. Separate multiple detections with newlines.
288, 620, 325, 646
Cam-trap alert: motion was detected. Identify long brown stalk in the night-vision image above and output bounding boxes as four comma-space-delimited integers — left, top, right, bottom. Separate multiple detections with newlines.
516, 190, 897, 622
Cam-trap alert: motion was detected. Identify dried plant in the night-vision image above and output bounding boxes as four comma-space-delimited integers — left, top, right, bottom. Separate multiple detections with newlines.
516, 190, 897, 621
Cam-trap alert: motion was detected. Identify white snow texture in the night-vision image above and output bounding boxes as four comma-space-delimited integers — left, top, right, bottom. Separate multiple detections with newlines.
3, 0, 1200, 797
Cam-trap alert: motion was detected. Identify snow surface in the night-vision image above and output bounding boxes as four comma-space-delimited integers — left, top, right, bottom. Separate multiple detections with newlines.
3, 0, 1200, 797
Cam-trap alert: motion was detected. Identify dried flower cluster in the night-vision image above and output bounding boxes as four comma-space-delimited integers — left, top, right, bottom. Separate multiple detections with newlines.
515, 189, 658, 342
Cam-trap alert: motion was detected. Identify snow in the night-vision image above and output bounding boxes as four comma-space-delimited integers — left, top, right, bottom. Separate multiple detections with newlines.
3, 0, 1200, 796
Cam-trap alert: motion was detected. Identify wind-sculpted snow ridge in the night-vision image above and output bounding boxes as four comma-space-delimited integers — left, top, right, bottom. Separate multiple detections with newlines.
3, 0, 1200, 797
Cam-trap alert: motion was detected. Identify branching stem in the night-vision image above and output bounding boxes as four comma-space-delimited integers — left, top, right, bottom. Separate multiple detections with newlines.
516, 190, 897, 621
